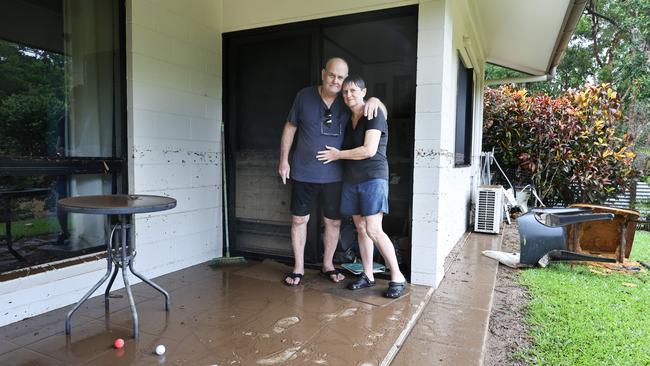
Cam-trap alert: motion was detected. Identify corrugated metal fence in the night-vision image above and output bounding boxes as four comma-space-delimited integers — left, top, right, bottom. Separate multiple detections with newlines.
605, 181, 650, 228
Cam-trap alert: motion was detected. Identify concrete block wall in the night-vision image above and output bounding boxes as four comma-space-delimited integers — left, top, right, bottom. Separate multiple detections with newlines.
435, 0, 485, 266
410, 0, 446, 287
128, 0, 224, 278
411, 0, 484, 287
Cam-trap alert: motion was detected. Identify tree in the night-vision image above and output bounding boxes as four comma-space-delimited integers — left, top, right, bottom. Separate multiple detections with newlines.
486, 0, 650, 155
0, 39, 65, 157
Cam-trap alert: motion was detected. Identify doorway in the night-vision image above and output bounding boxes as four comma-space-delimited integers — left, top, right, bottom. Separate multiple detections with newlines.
223, 6, 417, 271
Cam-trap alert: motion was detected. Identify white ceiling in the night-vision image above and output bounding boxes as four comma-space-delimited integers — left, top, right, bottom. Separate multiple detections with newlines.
477, 0, 572, 75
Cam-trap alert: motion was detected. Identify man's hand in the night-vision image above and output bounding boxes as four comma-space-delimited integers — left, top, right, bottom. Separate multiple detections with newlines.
364, 97, 387, 120
316, 145, 340, 164
278, 160, 290, 184
279, 122, 297, 184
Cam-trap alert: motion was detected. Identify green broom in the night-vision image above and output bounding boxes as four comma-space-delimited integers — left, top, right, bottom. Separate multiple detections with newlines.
210, 122, 246, 266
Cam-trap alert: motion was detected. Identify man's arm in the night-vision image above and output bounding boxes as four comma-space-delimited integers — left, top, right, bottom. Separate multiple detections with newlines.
279, 122, 297, 184
364, 97, 388, 120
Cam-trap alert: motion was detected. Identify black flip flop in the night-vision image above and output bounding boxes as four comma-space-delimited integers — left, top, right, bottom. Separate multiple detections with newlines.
319, 269, 343, 283
384, 281, 407, 298
283, 273, 303, 286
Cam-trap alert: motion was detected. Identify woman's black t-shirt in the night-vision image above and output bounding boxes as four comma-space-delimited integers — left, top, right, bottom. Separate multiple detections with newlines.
341, 110, 388, 184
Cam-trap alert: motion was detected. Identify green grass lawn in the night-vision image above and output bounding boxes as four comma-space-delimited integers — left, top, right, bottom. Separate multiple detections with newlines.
519, 231, 650, 365
0, 217, 61, 239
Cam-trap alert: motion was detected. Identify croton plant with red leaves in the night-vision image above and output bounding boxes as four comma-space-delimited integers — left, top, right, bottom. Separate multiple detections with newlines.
483, 84, 638, 206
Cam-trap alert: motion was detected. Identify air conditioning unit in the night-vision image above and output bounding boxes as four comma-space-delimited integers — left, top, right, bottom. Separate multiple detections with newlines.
474, 185, 504, 234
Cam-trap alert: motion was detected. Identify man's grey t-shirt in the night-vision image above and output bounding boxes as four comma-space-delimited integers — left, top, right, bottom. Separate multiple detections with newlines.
287, 86, 350, 183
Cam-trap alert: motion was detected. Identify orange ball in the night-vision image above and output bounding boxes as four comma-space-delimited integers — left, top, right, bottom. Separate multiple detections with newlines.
114, 338, 125, 349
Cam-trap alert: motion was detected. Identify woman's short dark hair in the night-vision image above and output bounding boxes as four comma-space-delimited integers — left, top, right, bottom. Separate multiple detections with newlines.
342, 74, 366, 89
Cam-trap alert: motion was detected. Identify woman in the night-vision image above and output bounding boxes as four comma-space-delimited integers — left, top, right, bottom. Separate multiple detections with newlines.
316, 75, 407, 298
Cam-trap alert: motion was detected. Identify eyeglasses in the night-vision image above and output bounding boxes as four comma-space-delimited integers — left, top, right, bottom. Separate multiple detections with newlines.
321, 108, 340, 136
323, 108, 333, 127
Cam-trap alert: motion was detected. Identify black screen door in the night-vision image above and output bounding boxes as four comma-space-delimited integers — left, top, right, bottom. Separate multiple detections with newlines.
224, 6, 417, 267
225, 27, 322, 261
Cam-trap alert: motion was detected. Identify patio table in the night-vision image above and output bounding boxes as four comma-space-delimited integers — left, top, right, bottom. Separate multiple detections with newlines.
58, 194, 176, 338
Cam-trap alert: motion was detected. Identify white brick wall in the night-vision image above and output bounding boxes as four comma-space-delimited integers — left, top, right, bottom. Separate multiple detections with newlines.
410, 0, 484, 287
128, 0, 223, 283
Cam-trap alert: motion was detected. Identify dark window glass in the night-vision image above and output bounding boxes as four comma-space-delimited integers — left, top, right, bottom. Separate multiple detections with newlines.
455, 55, 474, 166
0, 0, 125, 274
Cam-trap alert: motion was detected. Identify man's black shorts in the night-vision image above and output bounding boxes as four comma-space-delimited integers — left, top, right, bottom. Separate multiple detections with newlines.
290, 181, 342, 219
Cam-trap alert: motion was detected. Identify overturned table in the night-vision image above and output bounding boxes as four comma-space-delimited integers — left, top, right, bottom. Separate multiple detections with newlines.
58, 194, 177, 337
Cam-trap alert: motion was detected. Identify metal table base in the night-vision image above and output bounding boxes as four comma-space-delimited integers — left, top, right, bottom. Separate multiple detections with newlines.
64, 214, 170, 338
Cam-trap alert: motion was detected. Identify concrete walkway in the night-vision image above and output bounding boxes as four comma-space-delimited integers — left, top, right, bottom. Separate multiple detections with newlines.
393, 232, 503, 365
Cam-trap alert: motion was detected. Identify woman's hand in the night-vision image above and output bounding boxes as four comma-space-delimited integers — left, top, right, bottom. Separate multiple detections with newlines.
316, 145, 340, 164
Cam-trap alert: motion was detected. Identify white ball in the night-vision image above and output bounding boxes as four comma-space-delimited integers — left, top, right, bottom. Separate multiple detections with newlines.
155, 344, 166, 355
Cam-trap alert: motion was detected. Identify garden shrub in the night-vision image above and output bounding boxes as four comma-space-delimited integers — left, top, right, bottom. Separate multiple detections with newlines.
483, 83, 638, 206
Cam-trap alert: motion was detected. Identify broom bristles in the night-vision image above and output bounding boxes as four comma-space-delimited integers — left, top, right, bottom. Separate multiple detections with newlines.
209, 254, 246, 267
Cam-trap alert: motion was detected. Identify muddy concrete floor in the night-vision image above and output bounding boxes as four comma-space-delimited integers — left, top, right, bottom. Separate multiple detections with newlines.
483, 222, 532, 366
0, 260, 431, 365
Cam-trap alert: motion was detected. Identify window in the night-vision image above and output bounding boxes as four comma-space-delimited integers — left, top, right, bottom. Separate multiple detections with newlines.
0, 0, 126, 274
455, 55, 474, 166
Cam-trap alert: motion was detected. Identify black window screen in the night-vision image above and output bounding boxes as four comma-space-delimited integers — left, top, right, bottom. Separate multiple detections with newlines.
455, 56, 474, 166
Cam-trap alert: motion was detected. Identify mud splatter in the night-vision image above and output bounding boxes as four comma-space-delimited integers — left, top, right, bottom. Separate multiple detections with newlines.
255, 347, 300, 365
321, 307, 358, 321
272, 316, 300, 333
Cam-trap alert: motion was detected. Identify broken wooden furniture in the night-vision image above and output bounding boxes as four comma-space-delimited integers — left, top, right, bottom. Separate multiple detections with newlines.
58, 194, 176, 338
518, 204, 639, 266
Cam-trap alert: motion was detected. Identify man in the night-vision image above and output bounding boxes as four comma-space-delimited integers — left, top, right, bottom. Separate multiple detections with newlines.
278, 57, 384, 286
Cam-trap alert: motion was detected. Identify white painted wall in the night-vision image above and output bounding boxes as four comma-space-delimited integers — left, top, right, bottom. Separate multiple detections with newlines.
128, 0, 223, 280
0, 0, 224, 327
411, 0, 485, 287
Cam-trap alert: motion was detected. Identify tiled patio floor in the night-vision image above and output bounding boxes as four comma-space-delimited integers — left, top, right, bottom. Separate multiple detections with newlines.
0, 260, 433, 365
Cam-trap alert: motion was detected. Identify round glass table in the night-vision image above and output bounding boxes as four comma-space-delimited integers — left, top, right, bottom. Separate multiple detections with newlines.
58, 194, 177, 338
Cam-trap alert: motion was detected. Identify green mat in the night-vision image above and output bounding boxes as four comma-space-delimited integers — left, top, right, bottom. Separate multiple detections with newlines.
341, 262, 386, 275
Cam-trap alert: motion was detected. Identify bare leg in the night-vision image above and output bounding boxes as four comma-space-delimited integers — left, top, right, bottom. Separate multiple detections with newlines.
322, 217, 344, 282
286, 214, 309, 285
352, 215, 376, 281
365, 213, 406, 283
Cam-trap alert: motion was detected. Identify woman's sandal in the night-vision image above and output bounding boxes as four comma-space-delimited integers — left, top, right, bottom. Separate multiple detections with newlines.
384, 281, 407, 298
283, 273, 303, 287
319, 268, 344, 283
347, 272, 376, 290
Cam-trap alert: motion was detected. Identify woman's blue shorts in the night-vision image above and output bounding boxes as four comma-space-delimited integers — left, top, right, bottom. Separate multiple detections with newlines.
340, 178, 389, 217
